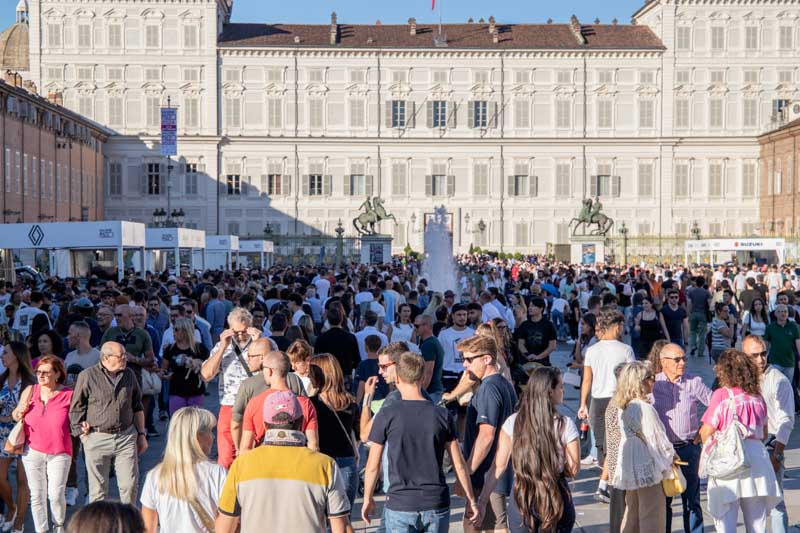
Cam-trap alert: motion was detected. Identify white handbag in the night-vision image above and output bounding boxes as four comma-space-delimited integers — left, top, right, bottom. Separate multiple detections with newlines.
141, 370, 162, 396
700, 388, 750, 479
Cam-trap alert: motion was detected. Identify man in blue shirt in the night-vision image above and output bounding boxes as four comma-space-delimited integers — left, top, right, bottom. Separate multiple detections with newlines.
205, 286, 227, 344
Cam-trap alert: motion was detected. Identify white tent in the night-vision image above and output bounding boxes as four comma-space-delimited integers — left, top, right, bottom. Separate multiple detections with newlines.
684, 238, 786, 266
204, 235, 239, 270
239, 240, 274, 269
0, 221, 146, 280
145, 228, 206, 273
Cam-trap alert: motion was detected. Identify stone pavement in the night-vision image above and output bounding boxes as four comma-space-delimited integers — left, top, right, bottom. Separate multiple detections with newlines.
13, 341, 799, 531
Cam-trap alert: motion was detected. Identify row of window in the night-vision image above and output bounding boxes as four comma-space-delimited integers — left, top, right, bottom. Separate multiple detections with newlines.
675, 23, 797, 52
1, 94, 100, 147
50, 65, 204, 84
2, 148, 95, 204
45, 19, 201, 50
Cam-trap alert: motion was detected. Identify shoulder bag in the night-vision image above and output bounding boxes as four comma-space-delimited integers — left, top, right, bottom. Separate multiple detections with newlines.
4, 384, 33, 456
700, 388, 750, 479
232, 339, 253, 378
322, 397, 360, 466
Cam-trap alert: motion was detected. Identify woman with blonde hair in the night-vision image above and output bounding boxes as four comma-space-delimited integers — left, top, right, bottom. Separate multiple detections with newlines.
140, 407, 226, 533
611, 361, 676, 533
308, 354, 359, 506
162, 318, 210, 416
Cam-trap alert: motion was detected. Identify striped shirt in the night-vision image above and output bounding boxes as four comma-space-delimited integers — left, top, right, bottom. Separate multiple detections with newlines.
652, 372, 712, 443
710, 318, 730, 350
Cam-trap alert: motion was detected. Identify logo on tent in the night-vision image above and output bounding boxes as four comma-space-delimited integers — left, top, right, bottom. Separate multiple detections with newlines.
28, 225, 44, 246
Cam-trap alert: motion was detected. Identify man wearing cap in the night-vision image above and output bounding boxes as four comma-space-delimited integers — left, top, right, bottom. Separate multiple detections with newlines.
216, 390, 353, 533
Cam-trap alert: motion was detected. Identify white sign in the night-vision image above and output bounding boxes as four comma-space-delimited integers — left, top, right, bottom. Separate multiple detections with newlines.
146, 228, 206, 249
685, 238, 785, 252
240, 240, 274, 253
206, 235, 240, 251
160, 108, 177, 156
0, 221, 146, 249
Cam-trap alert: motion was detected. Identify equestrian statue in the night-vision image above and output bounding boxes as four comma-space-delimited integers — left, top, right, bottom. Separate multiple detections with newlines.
353, 197, 397, 236
569, 197, 614, 237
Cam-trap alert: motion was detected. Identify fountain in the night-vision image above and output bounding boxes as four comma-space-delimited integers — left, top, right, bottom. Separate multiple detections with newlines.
421, 206, 458, 294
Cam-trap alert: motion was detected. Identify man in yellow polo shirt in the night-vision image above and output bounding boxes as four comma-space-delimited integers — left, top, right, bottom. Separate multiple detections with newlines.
216, 390, 353, 533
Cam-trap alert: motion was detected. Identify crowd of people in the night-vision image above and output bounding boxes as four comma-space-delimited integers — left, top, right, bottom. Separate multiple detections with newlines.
0, 257, 792, 532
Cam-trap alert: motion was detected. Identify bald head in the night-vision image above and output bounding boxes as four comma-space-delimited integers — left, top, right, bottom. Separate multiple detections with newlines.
659, 342, 686, 379
263, 351, 290, 378
659, 343, 685, 360
248, 337, 276, 357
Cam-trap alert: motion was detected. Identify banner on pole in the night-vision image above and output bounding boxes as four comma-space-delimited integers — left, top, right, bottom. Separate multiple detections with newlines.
160, 108, 177, 156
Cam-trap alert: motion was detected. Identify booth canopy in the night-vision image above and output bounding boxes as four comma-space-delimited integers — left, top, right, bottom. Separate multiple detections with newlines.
146, 228, 206, 250
0, 221, 145, 249
206, 235, 239, 251
239, 240, 274, 253
685, 238, 785, 264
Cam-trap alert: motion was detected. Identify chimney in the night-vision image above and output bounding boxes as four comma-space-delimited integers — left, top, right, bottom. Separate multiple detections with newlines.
330, 12, 338, 45
594, 18, 600, 24
547, 18, 553, 24
492, 31, 499, 44
22, 80, 36, 94
408, 17, 417, 35
375, 19, 381, 26
468, 17, 474, 23
479, 17, 485, 24
569, 15, 586, 45
612, 18, 618, 26
488, 16, 496, 34
47, 91, 63, 106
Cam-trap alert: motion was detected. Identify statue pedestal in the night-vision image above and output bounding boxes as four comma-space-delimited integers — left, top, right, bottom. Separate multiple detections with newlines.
360, 234, 393, 265
570, 236, 606, 265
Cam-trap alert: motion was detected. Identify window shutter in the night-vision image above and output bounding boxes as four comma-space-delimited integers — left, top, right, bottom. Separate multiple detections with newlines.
260, 174, 268, 196
365, 175, 374, 196
302, 174, 310, 196
467, 102, 475, 129
507, 175, 515, 196
323, 174, 332, 196
385, 102, 392, 129
408, 102, 416, 128
589, 175, 598, 197
530, 175, 539, 197
447, 175, 455, 197
489, 102, 498, 128
198, 163, 206, 174
282, 174, 291, 195
447, 102, 457, 128
425, 175, 433, 196
343, 175, 352, 196
612, 175, 621, 197
426, 101, 434, 128
140, 163, 147, 194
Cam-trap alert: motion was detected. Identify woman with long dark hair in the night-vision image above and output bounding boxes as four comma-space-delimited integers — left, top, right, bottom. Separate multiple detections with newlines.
28, 329, 64, 368
478, 367, 580, 532
742, 297, 769, 338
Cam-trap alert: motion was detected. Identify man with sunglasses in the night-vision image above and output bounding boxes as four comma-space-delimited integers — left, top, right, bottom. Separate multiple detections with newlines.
652, 343, 711, 533
743, 335, 794, 533
661, 290, 689, 350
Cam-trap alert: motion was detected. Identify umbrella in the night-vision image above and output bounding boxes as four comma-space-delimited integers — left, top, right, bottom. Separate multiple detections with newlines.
541, 283, 559, 297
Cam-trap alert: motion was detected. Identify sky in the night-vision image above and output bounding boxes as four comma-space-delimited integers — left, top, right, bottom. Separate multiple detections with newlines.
0, 0, 647, 30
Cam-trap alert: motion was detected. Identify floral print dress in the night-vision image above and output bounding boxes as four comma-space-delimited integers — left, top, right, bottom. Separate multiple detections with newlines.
0, 379, 21, 458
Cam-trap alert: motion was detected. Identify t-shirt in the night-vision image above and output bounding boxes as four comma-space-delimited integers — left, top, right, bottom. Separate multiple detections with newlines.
710, 318, 731, 351
420, 336, 444, 395
12, 306, 49, 338
368, 399, 456, 512
141, 462, 227, 533
354, 359, 389, 401
242, 389, 318, 446
215, 340, 255, 406
501, 413, 579, 471
231, 372, 307, 423
162, 343, 210, 398
218, 445, 350, 533
514, 318, 557, 366
687, 287, 711, 314
462, 373, 517, 494
584, 340, 635, 398
311, 397, 357, 459
660, 305, 687, 343
701, 387, 768, 440
437, 327, 476, 374
763, 321, 800, 368
64, 348, 101, 373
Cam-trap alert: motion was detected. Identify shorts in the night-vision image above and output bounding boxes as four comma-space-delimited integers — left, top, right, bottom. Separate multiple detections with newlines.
479, 492, 508, 530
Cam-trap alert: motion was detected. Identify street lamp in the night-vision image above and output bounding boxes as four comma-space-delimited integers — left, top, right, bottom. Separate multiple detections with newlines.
170, 208, 185, 227
264, 222, 273, 236
619, 221, 629, 265
152, 208, 166, 226
691, 221, 701, 240
477, 219, 486, 234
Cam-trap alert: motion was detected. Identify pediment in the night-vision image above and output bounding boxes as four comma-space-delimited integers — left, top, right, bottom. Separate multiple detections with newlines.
593, 84, 617, 97
635, 85, 659, 97
264, 82, 287, 96
73, 81, 96, 93
102, 8, 126, 19
140, 8, 165, 19
73, 8, 95, 18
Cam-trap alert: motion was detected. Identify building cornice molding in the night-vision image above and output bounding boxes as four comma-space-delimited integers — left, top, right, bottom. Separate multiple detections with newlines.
217, 47, 664, 60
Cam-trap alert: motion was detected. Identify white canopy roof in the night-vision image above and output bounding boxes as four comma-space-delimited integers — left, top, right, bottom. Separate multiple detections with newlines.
0, 221, 145, 249
146, 228, 206, 250
239, 240, 274, 253
206, 235, 239, 251
685, 238, 785, 264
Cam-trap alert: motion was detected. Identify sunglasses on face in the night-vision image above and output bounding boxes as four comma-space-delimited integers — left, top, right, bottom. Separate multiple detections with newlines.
378, 362, 396, 371
463, 353, 489, 363
662, 356, 687, 363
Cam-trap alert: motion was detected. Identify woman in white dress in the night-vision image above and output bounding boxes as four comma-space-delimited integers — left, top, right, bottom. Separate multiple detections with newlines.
141, 407, 227, 533
610, 361, 676, 533
741, 298, 769, 338
384, 304, 414, 344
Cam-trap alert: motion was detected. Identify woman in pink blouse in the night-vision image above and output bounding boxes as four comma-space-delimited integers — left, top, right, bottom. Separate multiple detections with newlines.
12, 355, 73, 533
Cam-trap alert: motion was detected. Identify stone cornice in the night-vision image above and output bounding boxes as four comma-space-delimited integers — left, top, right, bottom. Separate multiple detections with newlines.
217, 47, 664, 60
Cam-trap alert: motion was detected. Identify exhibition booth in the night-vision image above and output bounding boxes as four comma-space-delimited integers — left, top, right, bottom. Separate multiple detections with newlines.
145, 228, 206, 273
204, 235, 239, 270
239, 240, 274, 269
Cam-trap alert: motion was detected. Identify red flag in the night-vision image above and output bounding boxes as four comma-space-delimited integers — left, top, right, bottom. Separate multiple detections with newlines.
431, 0, 435, 10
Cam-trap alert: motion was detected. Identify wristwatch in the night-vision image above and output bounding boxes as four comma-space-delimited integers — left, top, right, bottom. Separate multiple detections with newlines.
137, 431, 147, 437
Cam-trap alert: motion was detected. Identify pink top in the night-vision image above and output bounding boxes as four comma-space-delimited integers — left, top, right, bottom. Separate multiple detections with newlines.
23, 385, 73, 455
701, 386, 767, 440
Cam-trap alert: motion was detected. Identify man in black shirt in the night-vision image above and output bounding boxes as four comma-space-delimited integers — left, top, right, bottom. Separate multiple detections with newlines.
514, 297, 557, 366
661, 289, 689, 349
739, 277, 761, 315
313, 306, 360, 388
268, 313, 292, 351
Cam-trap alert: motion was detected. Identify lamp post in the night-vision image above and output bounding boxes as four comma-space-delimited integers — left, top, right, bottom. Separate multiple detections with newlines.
619, 221, 629, 266
335, 219, 345, 268
410, 213, 417, 248
477, 219, 487, 245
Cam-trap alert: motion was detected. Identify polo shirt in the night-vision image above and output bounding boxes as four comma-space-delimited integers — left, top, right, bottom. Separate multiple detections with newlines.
242, 389, 318, 446
763, 320, 800, 368
218, 444, 350, 533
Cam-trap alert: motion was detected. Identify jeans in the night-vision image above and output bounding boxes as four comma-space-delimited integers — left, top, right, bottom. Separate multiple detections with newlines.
335, 456, 358, 507
666, 443, 703, 533
688, 312, 707, 357
551, 310, 568, 339
22, 448, 70, 533
771, 457, 788, 533
383, 507, 450, 533
589, 397, 611, 465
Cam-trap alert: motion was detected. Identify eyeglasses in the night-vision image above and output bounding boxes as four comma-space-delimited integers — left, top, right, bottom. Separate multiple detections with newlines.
747, 351, 768, 358
105, 353, 126, 360
378, 362, 396, 370
669, 296, 679, 299
113, 313, 123, 318
661, 356, 687, 363
232, 329, 249, 336
248, 353, 266, 359
463, 353, 490, 364
36, 370, 52, 377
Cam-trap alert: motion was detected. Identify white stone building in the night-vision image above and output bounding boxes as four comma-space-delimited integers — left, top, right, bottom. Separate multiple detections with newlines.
12, 0, 798, 253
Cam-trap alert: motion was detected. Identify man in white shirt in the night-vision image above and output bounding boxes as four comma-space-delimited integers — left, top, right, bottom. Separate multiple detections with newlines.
354, 281, 374, 307
288, 294, 306, 326
12, 290, 50, 339
438, 304, 475, 396
313, 269, 331, 301
479, 292, 501, 323
354, 310, 388, 361
743, 335, 794, 533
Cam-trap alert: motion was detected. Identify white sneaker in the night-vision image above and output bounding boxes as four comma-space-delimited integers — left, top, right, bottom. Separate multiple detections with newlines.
65, 487, 78, 506
566, 339, 576, 345
580, 455, 598, 467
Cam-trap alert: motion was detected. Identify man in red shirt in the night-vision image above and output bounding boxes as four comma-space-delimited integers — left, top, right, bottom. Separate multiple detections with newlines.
240, 351, 318, 451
